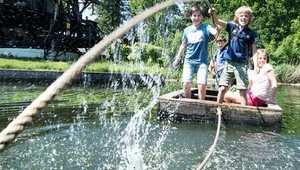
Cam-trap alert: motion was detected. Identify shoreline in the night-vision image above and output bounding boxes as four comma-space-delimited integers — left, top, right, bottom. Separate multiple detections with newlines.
0, 69, 165, 87
0, 69, 299, 87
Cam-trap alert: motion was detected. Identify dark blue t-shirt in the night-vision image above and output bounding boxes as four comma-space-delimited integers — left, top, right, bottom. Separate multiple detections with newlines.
224, 22, 258, 62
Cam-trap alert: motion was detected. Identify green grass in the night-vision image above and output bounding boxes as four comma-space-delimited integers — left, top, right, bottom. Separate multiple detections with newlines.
2, 58, 299, 83
0, 58, 169, 75
0, 58, 71, 71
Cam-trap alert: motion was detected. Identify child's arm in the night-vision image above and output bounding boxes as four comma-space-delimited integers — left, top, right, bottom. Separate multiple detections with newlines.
210, 25, 221, 38
208, 59, 216, 74
251, 44, 258, 72
267, 69, 278, 104
247, 79, 252, 92
210, 27, 218, 37
173, 40, 187, 69
209, 8, 227, 28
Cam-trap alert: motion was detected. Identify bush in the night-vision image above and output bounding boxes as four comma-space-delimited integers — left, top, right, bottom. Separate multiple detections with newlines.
124, 42, 166, 66
288, 65, 300, 83
119, 44, 131, 61
274, 64, 300, 83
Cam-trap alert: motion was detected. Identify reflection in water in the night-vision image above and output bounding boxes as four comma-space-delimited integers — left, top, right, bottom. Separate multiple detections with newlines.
277, 85, 300, 135
0, 82, 300, 169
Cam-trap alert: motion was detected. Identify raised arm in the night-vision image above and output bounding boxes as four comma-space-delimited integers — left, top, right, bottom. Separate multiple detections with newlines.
209, 8, 227, 28
173, 40, 187, 69
251, 44, 258, 72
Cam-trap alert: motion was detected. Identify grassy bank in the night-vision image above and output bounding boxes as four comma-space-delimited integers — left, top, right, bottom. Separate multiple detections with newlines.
1, 58, 299, 83
0, 58, 169, 75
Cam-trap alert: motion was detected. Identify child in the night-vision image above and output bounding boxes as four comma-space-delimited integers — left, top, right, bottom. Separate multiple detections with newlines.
209, 6, 259, 105
209, 35, 227, 88
224, 49, 277, 106
173, 4, 218, 100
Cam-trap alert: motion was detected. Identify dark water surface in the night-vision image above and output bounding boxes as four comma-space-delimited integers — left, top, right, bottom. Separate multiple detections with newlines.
0, 81, 299, 169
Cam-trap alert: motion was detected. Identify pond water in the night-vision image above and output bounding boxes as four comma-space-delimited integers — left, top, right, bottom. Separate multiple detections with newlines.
0, 80, 299, 169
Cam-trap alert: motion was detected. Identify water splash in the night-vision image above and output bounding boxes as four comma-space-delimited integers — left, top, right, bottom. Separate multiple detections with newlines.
117, 75, 167, 169
175, 1, 186, 14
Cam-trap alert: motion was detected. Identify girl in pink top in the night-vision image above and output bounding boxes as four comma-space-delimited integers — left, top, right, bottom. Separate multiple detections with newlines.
224, 49, 278, 106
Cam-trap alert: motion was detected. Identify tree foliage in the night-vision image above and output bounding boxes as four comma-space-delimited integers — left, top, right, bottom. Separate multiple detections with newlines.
272, 16, 300, 65
93, 0, 300, 67
208, 0, 300, 67
93, 0, 124, 35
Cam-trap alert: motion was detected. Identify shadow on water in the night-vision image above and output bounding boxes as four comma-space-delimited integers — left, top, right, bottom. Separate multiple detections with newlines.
0, 80, 300, 169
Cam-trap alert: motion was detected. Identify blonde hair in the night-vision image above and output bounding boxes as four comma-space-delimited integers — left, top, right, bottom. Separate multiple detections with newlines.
254, 49, 269, 63
234, 6, 253, 25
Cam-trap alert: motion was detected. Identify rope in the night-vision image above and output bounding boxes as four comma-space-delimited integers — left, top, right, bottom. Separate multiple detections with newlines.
196, 107, 222, 170
0, 0, 201, 152
202, 0, 220, 79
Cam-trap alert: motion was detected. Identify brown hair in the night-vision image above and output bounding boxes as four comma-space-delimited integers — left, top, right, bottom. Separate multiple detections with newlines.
233, 6, 253, 25
217, 35, 227, 42
189, 4, 203, 16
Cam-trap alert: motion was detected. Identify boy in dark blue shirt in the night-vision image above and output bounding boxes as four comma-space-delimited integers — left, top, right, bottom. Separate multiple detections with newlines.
209, 6, 258, 105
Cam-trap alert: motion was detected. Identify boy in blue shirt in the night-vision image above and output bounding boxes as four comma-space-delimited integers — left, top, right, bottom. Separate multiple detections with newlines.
209, 6, 259, 105
173, 4, 218, 100
209, 35, 227, 88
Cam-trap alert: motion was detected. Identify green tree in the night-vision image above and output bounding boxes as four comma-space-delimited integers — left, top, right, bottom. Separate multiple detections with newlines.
250, 0, 300, 48
210, 0, 300, 65
272, 16, 300, 65
93, 0, 300, 67
94, 0, 124, 35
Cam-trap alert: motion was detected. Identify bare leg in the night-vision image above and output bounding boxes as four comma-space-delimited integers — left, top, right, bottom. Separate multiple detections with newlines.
224, 91, 241, 104
198, 84, 206, 100
183, 82, 191, 98
239, 89, 247, 106
217, 86, 229, 103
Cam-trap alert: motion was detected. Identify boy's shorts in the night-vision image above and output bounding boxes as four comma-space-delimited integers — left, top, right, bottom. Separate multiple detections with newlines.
182, 63, 208, 85
219, 60, 248, 89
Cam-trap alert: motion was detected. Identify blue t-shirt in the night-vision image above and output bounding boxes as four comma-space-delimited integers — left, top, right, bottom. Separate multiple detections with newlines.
225, 22, 258, 62
213, 48, 227, 78
183, 24, 213, 65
